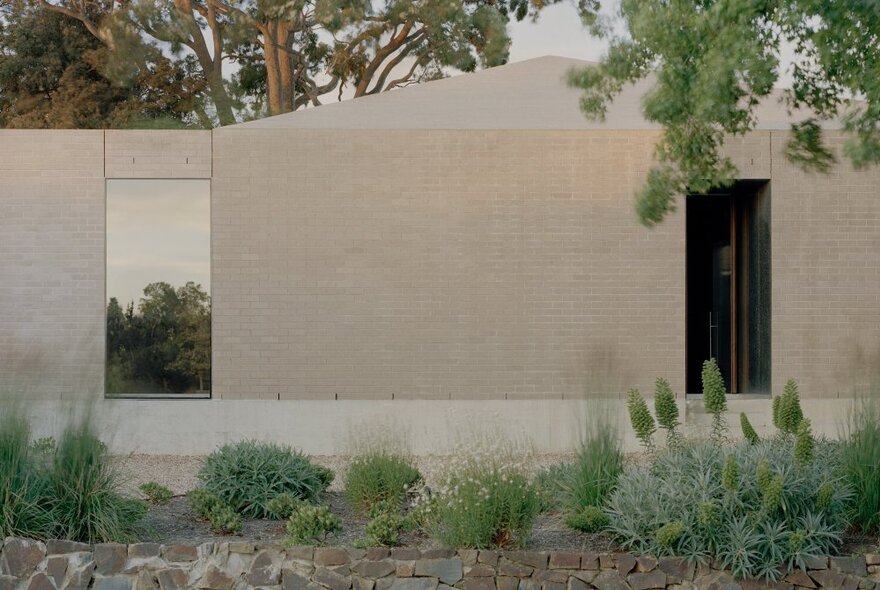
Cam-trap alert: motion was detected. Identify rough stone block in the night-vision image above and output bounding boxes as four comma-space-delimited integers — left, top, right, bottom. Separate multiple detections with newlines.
783, 569, 815, 588
458, 551, 479, 567
198, 565, 233, 590
163, 546, 198, 563
613, 554, 636, 576
497, 576, 519, 590
415, 558, 463, 585
95, 544, 128, 576
591, 571, 630, 590
541, 581, 565, 590
464, 565, 495, 578
507, 553, 548, 571
248, 551, 282, 586
288, 546, 316, 562
314, 566, 352, 590
129, 545, 161, 560
388, 578, 438, 590
549, 554, 580, 570
461, 578, 496, 590
635, 557, 657, 573
155, 568, 188, 590
365, 549, 390, 561
566, 577, 590, 590
134, 570, 159, 590
628, 570, 665, 590
658, 558, 694, 583
316, 549, 351, 567
92, 575, 135, 590
25, 572, 57, 590
283, 570, 312, 590
498, 559, 534, 577
579, 553, 599, 571
391, 550, 421, 562
46, 540, 90, 555
396, 563, 415, 578
46, 555, 68, 586
478, 552, 500, 567
354, 576, 376, 590
354, 560, 396, 578
422, 550, 455, 560
831, 557, 869, 577
1, 538, 46, 577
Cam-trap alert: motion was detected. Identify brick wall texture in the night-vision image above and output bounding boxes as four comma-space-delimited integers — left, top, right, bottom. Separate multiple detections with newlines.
1, 128, 878, 400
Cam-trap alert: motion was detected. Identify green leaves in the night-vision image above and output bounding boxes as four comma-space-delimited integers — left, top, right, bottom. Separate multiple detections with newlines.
568, 0, 880, 225
740, 413, 760, 445
702, 358, 728, 443
775, 379, 804, 435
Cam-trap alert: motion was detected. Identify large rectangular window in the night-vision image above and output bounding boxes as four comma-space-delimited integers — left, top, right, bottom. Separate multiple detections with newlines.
105, 179, 211, 397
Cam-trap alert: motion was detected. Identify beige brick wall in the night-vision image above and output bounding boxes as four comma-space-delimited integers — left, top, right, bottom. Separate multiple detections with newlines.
0, 130, 105, 399
769, 130, 880, 398
211, 128, 686, 400
105, 130, 212, 178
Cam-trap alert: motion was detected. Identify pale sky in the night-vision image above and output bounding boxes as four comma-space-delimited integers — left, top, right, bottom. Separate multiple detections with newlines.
106, 179, 211, 307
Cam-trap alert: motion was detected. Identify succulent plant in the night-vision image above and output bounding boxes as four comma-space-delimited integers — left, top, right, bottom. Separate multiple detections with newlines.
655, 520, 685, 549
776, 379, 805, 434
722, 455, 739, 492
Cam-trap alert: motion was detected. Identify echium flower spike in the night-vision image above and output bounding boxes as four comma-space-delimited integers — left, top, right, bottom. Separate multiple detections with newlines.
654, 377, 680, 446
701, 359, 727, 443
722, 454, 739, 492
627, 388, 656, 452
740, 412, 760, 445
794, 418, 814, 466
756, 460, 773, 492
777, 379, 804, 434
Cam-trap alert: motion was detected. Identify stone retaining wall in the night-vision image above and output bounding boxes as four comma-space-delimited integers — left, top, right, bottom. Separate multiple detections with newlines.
1, 538, 878, 590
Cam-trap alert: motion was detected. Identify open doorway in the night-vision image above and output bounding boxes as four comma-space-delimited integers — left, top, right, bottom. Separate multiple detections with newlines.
686, 181, 771, 394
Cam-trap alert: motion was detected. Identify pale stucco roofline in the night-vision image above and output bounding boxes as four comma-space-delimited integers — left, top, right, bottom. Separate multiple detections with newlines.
230, 55, 845, 131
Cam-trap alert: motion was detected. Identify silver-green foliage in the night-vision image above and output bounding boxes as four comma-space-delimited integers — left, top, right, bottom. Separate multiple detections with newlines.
198, 440, 332, 519
605, 438, 850, 581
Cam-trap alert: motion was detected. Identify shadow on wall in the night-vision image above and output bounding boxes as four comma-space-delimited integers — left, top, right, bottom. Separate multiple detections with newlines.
833, 340, 880, 398
578, 342, 633, 399
0, 333, 103, 401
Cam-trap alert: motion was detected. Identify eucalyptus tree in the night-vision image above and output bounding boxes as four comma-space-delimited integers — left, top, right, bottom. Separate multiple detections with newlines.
568, 1, 880, 225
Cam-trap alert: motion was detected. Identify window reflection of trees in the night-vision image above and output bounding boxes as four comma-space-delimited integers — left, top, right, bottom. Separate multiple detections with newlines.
107, 282, 211, 395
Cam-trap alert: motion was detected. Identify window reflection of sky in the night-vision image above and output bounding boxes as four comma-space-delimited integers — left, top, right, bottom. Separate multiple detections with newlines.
106, 179, 210, 307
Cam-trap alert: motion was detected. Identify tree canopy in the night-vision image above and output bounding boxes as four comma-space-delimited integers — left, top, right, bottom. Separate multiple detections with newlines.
568, 1, 880, 226
107, 281, 211, 394
0, 1, 206, 128
19, 0, 559, 126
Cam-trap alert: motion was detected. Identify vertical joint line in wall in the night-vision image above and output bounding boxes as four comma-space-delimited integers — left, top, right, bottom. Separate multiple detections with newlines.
103, 129, 106, 178
769, 131, 773, 177
210, 129, 214, 178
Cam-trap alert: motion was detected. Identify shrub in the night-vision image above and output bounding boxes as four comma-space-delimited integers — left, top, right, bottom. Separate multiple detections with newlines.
266, 493, 302, 520
702, 359, 728, 442
565, 506, 608, 533
198, 440, 331, 519
140, 482, 173, 505
365, 510, 403, 546
188, 489, 242, 534
0, 410, 54, 539
433, 449, 540, 549
840, 397, 880, 533
285, 503, 341, 545
49, 421, 146, 543
627, 389, 656, 451
605, 437, 850, 581
344, 451, 421, 514
542, 417, 623, 513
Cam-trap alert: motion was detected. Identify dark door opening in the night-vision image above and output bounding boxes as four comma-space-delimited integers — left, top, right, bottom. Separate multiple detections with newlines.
686, 181, 771, 394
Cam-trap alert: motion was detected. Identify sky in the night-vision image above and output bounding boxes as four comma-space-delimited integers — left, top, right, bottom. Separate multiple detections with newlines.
106, 179, 211, 306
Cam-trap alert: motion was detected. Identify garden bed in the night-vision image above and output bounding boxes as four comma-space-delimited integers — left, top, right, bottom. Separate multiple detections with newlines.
140, 493, 616, 553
